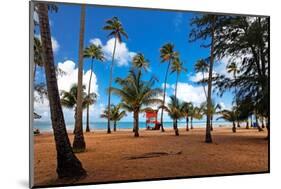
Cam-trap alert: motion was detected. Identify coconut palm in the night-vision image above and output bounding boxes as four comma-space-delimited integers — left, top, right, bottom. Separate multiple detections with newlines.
100, 104, 127, 132
171, 57, 187, 100
60, 84, 97, 130
37, 3, 86, 178
132, 53, 149, 72
111, 69, 162, 137
103, 16, 128, 134
182, 102, 193, 131
189, 105, 204, 129
83, 44, 105, 132
159, 43, 178, 132
162, 96, 184, 136
194, 59, 208, 99
217, 109, 237, 133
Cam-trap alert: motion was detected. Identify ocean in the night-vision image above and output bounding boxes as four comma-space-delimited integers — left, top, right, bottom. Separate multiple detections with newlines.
33, 120, 232, 132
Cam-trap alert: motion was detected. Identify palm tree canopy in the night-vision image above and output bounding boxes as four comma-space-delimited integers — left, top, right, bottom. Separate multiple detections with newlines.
217, 109, 236, 122
160, 43, 178, 63
132, 53, 150, 72
101, 104, 127, 121
103, 16, 128, 43
162, 95, 184, 120
111, 69, 163, 112
170, 57, 187, 75
83, 44, 105, 61
60, 83, 97, 109
194, 59, 209, 73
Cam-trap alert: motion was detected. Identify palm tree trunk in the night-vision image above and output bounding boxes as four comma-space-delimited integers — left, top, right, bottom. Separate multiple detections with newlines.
73, 5, 86, 152
107, 36, 117, 134
37, 3, 86, 178
86, 58, 94, 133
186, 116, 189, 131
232, 121, 236, 133
256, 114, 263, 132
246, 120, 249, 129
160, 59, 171, 132
202, 72, 207, 100
174, 119, 179, 136
205, 16, 216, 143
114, 121, 117, 132
210, 115, 213, 131
250, 114, 253, 127
133, 110, 139, 137
261, 117, 265, 128
191, 117, 193, 129
73, 107, 77, 134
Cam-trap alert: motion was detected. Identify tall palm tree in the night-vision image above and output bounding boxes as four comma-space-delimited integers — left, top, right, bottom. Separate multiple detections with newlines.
61, 84, 97, 132
132, 53, 149, 72
159, 43, 178, 132
194, 59, 208, 99
227, 62, 240, 127
73, 4, 86, 152
182, 102, 193, 131
111, 69, 162, 137
100, 104, 127, 132
217, 109, 237, 133
171, 57, 187, 100
83, 44, 105, 132
162, 96, 184, 136
103, 16, 128, 134
37, 2, 86, 178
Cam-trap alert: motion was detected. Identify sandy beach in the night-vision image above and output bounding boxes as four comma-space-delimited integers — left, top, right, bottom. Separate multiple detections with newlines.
33, 126, 268, 187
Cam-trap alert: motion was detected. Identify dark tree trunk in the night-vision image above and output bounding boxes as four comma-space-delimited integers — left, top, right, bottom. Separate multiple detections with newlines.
237, 121, 240, 127
232, 122, 236, 133
114, 121, 117, 132
86, 58, 94, 133
210, 116, 213, 131
186, 116, 189, 131
37, 3, 86, 178
160, 59, 171, 132
174, 119, 179, 136
261, 117, 265, 128
107, 36, 117, 134
266, 117, 269, 140
250, 115, 253, 127
73, 107, 77, 134
205, 16, 216, 143
256, 114, 263, 132
246, 120, 249, 129
73, 5, 86, 152
133, 111, 139, 137
191, 117, 193, 129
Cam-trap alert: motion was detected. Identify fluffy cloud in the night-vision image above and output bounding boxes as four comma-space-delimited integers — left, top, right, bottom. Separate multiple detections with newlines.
89, 38, 136, 67
34, 60, 99, 122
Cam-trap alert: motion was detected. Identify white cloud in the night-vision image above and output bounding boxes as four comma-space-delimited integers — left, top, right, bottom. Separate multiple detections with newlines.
189, 72, 209, 82
175, 82, 206, 105
89, 38, 136, 67
34, 60, 99, 122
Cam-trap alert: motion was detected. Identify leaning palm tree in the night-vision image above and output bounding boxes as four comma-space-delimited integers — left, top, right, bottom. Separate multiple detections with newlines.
111, 69, 162, 137
162, 96, 184, 136
101, 104, 127, 132
73, 4, 86, 152
83, 44, 105, 132
194, 59, 208, 99
171, 57, 187, 100
61, 84, 97, 133
36, 2, 86, 178
159, 43, 178, 132
217, 109, 237, 133
103, 16, 128, 134
132, 53, 149, 72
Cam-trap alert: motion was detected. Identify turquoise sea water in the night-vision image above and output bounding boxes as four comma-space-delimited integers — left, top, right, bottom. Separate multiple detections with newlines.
33, 120, 232, 132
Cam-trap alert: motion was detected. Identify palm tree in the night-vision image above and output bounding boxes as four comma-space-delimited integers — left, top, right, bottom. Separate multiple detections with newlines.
132, 53, 149, 72
60, 84, 97, 131
83, 44, 105, 132
162, 96, 184, 136
159, 43, 178, 132
227, 62, 240, 127
37, 2, 86, 178
189, 106, 204, 129
171, 57, 187, 100
33, 36, 44, 80
194, 59, 208, 99
217, 109, 237, 133
103, 16, 128, 134
182, 102, 193, 131
111, 69, 162, 137
73, 4, 86, 152
100, 104, 127, 132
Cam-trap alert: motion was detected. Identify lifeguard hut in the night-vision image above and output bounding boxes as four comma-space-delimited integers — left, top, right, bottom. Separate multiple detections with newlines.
145, 109, 161, 130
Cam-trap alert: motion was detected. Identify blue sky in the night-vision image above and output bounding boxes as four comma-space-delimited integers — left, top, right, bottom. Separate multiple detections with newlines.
34, 3, 234, 123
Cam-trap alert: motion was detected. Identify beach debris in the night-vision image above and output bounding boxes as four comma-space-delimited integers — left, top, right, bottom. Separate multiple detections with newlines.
125, 151, 182, 160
